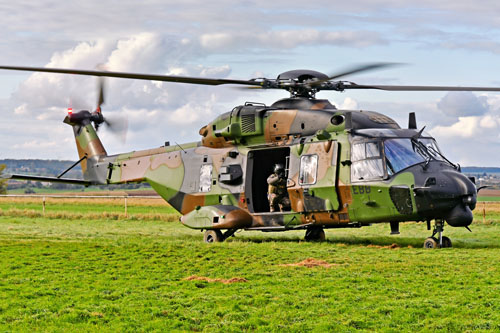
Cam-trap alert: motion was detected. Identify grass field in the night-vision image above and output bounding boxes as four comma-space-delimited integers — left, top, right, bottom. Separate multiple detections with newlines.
1, 198, 500, 331
478, 196, 500, 202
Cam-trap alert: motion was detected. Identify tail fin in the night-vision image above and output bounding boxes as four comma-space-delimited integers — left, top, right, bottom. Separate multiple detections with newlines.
64, 110, 108, 184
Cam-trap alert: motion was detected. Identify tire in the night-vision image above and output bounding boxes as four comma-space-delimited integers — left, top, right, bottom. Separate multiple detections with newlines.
441, 236, 452, 248
203, 230, 223, 243
423, 237, 439, 249
305, 228, 326, 242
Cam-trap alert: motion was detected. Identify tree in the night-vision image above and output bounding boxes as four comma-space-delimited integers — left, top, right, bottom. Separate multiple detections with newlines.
0, 164, 7, 194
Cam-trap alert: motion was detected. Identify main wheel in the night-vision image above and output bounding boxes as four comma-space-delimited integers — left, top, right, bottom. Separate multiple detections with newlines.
305, 228, 326, 242
441, 236, 452, 248
203, 230, 223, 243
423, 237, 439, 249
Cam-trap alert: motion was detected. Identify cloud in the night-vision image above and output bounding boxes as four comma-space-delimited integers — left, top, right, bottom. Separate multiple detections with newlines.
437, 92, 489, 117
431, 116, 480, 138
199, 30, 387, 51
5, 33, 246, 157
339, 97, 358, 109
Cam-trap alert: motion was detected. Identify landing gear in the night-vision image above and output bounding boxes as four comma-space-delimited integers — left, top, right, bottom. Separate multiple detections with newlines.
203, 229, 238, 243
423, 219, 452, 249
204, 230, 223, 243
423, 237, 439, 248
305, 227, 325, 242
441, 236, 452, 248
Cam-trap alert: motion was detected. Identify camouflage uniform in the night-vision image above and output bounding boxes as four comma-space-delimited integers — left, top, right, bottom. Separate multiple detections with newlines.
267, 172, 290, 212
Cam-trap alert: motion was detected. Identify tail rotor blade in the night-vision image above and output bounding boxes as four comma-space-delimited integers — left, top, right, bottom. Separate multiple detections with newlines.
104, 115, 128, 143
96, 77, 105, 112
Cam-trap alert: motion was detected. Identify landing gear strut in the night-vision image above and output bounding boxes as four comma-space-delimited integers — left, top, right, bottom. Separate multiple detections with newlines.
423, 219, 452, 249
203, 229, 237, 243
305, 227, 325, 242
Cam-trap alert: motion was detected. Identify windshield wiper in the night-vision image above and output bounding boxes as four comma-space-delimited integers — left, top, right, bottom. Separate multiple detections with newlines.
425, 145, 459, 170
410, 127, 458, 170
410, 128, 432, 169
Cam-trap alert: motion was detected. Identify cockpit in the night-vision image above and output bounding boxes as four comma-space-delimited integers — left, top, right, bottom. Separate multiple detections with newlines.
350, 130, 452, 182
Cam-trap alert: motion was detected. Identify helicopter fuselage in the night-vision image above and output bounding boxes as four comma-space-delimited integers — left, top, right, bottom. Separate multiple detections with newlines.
73, 97, 476, 235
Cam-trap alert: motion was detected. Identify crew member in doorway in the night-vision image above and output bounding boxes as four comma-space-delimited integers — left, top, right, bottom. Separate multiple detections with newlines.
267, 164, 291, 212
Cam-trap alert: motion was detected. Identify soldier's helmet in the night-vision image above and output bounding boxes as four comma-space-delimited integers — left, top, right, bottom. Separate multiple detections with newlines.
274, 163, 285, 176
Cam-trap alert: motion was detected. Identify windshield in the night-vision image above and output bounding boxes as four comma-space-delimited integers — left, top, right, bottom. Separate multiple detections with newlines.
384, 139, 426, 175
351, 137, 446, 181
419, 138, 444, 161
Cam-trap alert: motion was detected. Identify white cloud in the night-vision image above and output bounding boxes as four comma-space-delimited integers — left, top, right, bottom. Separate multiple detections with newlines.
479, 115, 499, 129
431, 116, 480, 138
437, 92, 488, 117
167, 94, 218, 125
2, 33, 244, 158
106, 33, 166, 72
338, 97, 359, 109
199, 30, 386, 51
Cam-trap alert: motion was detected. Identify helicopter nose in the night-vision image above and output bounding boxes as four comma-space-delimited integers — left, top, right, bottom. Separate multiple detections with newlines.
445, 171, 476, 227
445, 203, 473, 227
414, 169, 477, 227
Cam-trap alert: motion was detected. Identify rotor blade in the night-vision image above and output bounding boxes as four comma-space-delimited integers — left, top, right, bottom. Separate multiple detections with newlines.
232, 86, 265, 90
342, 84, 500, 92
104, 115, 128, 144
0, 65, 263, 87
97, 77, 105, 110
326, 63, 402, 81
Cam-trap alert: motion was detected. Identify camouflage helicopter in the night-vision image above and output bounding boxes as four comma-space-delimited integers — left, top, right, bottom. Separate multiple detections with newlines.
0, 63, 497, 248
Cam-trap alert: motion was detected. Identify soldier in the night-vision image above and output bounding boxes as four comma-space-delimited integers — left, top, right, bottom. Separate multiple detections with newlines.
267, 164, 291, 212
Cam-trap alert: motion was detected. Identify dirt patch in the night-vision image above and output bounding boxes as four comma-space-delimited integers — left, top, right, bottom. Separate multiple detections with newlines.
90, 312, 104, 318
280, 258, 337, 268
126, 190, 159, 197
183, 275, 248, 284
366, 243, 400, 249
478, 189, 500, 197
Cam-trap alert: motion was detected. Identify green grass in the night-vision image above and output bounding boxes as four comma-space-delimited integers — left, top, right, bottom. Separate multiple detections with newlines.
1, 212, 500, 331
0, 199, 177, 216
478, 196, 500, 202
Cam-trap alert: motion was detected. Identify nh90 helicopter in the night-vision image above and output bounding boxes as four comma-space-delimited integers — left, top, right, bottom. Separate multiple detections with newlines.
0, 63, 497, 248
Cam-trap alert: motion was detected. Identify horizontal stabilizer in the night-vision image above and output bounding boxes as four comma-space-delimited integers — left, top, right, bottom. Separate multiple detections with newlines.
2, 174, 90, 186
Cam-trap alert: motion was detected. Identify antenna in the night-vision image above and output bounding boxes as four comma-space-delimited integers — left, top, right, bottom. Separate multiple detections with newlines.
408, 112, 417, 129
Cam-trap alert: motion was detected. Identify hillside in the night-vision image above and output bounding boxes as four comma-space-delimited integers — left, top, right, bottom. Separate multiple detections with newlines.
0, 159, 150, 192
0, 159, 82, 179
462, 167, 500, 174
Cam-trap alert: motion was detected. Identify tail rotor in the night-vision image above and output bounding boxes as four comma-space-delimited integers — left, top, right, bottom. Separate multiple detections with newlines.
66, 76, 128, 142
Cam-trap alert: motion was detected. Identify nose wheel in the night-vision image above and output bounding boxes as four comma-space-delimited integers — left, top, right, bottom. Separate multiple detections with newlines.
424, 219, 452, 249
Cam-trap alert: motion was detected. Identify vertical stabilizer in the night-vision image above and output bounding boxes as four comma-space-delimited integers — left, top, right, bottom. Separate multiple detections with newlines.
64, 110, 108, 184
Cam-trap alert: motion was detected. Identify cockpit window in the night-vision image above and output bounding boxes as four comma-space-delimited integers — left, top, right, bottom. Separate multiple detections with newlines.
366, 142, 381, 158
351, 142, 385, 181
351, 137, 447, 181
384, 139, 425, 175
419, 138, 444, 161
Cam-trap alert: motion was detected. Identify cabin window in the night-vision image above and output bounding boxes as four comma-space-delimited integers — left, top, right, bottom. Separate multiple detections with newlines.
351, 142, 384, 181
299, 154, 318, 185
199, 164, 213, 192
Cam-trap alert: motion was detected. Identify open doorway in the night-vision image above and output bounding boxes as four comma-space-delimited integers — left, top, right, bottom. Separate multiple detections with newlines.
245, 147, 290, 213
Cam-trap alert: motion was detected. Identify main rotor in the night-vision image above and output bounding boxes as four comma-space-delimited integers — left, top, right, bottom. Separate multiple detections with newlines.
3, 62, 500, 99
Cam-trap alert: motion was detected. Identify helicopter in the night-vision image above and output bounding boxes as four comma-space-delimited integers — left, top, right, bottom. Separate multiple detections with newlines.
0, 63, 498, 248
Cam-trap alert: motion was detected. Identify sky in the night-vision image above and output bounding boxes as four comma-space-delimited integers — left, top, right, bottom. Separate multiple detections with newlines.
1, 1, 500, 166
